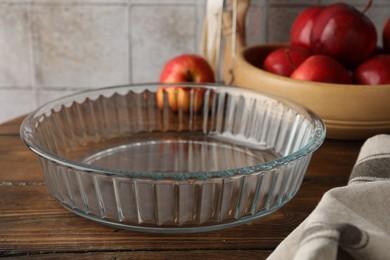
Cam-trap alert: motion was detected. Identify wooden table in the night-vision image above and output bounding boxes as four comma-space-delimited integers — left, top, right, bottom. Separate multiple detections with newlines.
0, 115, 365, 259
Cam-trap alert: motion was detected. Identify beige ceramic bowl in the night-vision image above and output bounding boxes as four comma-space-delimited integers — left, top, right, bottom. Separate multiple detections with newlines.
225, 44, 390, 140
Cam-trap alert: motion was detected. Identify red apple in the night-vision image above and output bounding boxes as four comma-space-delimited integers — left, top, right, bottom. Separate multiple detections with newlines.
290, 6, 323, 49
157, 54, 215, 112
263, 46, 311, 77
383, 18, 390, 53
156, 86, 206, 112
159, 54, 215, 83
310, 2, 377, 68
290, 55, 352, 84
354, 54, 390, 85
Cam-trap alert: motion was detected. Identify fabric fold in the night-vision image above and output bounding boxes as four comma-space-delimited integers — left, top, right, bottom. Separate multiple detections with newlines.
268, 135, 390, 260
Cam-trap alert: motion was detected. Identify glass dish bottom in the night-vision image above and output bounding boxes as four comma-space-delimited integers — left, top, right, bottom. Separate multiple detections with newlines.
62, 200, 287, 233
77, 132, 280, 174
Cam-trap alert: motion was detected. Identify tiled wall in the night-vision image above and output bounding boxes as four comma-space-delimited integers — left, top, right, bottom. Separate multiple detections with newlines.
0, 0, 389, 123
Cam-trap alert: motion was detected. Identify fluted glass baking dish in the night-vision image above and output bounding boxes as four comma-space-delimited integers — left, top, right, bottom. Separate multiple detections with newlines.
20, 83, 325, 233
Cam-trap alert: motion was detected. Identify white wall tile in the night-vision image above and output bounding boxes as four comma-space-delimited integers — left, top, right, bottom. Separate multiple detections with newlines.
130, 4, 197, 83
270, 0, 320, 5
0, 89, 34, 123
30, 0, 127, 3
0, 0, 127, 3
267, 6, 305, 43
32, 4, 129, 88
0, 4, 31, 87
246, 3, 268, 45
36, 88, 79, 106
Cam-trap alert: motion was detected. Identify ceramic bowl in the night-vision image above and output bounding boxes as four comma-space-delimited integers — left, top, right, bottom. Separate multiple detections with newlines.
226, 43, 390, 140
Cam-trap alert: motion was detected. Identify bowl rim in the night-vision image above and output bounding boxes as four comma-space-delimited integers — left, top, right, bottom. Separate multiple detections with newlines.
20, 83, 326, 180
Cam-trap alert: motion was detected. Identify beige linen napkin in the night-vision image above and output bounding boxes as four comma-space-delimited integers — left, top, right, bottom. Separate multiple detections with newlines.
268, 134, 390, 260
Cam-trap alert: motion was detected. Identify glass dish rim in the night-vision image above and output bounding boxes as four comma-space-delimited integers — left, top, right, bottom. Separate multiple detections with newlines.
20, 83, 326, 180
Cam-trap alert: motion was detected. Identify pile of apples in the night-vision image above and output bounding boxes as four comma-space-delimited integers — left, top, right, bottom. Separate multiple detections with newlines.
263, 1, 390, 85
156, 1, 389, 112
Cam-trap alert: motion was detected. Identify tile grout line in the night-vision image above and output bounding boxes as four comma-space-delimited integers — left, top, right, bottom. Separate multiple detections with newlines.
127, 0, 132, 84
27, 0, 38, 109
194, 0, 204, 54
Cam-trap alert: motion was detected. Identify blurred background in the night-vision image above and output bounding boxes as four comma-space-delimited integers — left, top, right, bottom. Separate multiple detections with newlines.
0, 0, 388, 123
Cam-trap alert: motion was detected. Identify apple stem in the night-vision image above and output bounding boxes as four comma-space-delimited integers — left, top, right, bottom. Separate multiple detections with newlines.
186, 70, 194, 82
284, 48, 297, 69
362, 0, 373, 14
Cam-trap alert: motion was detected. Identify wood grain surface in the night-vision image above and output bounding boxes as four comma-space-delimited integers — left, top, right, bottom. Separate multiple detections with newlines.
0, 116, 364, 259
